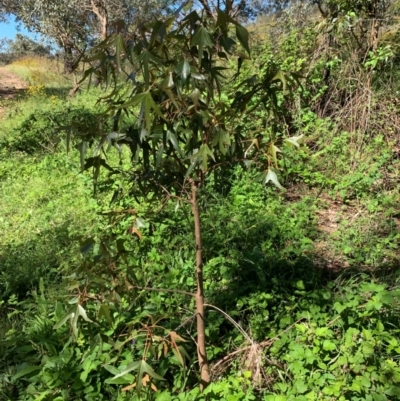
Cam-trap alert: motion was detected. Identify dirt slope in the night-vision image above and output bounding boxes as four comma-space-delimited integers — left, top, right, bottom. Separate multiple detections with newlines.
0, 67, 27, 98
0, 67, 27, 117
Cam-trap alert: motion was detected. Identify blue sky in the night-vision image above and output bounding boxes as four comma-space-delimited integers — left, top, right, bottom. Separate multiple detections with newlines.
0, 15, 37, 40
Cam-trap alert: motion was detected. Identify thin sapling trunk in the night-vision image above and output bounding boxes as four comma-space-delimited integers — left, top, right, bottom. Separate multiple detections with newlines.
190, 179, 211, 390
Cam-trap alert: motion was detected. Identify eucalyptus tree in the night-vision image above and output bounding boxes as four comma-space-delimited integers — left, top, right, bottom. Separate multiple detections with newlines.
0, 33, 52, 62
0, 0, 18, 21
193, 0, 293, 19
4, 0, 171, 73
76, 0, 174, 40
64, 0, 303, 390
10, 0, 91, 72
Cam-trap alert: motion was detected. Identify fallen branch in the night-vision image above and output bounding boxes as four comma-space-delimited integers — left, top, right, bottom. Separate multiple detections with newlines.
211, 317, 306, 373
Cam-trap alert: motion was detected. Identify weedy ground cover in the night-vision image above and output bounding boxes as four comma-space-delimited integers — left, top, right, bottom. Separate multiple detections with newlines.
7, 56, 70, 90
0, 7, 400, 398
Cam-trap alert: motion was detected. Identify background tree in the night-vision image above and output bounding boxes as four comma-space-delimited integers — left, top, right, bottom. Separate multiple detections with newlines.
10, 0, 92, 73
0, 0, 19, 21
2, 0, 171, 73
3, 33, 51, 59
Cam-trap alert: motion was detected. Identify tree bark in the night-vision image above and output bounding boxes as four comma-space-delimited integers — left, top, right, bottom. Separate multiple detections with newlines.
91, 0, 108, 40
62, 42, 75, 74
190, 179, 211, 391
69, 73, 80, 97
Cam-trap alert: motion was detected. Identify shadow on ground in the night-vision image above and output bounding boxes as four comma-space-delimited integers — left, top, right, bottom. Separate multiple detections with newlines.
0, 223, 78, 300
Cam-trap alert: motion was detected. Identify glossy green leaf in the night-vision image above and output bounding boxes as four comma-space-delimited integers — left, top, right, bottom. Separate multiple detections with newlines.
119, 92, 147, 110
104, 363, 134, 384
244, 138, 259, 158
164, 89, 180, 111
71, 305, 79, 337
138, 50, 164, 89
191, 25, 213, 62
80, 238, 95, 256
98, 304, 113, 325
322, 340, 336, 351
162, 72, 174, 90
142, 92, 165, 130
216, 9, 228, 32
115, 34, 127, 72
110, 360, 164, 397
176, 60, 191, 80
167, 130, 183, 156
75, 141, 88, 171
190, 88, 202, 106
111, 361, 141, 380
220, 36, 236, 54
268, 143, 281, 167
211, 129, 231, 154
140, 360, 165, 381
272, 70, 287, 91
191, 144, 215, 172
77, 304, 92, 323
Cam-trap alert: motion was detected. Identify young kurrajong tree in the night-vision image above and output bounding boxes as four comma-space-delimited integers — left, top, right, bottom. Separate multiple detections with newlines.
73, 2, 302, 390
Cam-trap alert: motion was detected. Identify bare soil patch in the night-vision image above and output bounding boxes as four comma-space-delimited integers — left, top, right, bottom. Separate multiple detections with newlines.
0, 67, 27, 116
0, 67, 27, 96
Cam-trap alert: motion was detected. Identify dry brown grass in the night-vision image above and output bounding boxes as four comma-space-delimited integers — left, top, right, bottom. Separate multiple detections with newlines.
8, 56, 71, 88
11, 55, 63, 72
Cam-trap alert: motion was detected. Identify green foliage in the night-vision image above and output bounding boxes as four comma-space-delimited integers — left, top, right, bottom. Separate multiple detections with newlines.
0, 34, 52, 64
77, 7, 302, 194
0, 151, 96, 299
5, 202, 400, 400
0, 90, 104, 299
0, 81, 108, 153
1, 105, 103, 154
1, 1, 400, 400
266, 276, 400, 401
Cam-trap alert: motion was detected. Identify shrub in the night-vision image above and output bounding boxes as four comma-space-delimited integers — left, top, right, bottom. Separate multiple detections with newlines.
0, 105, 105, 154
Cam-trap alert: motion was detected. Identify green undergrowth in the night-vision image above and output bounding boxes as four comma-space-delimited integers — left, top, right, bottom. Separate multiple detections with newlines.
1, 87, 105, 142
2, 182, 400, 400
1, 88, 400, 401
0, 151, 99, 299
0, 30, 400, 401
2, 140, 399, 400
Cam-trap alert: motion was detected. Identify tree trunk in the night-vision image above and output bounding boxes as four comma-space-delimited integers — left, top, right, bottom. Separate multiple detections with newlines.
190, 179, 211, 391
91, 0, 108, 40
69, 73, 80, 97
63, 43, 75, 74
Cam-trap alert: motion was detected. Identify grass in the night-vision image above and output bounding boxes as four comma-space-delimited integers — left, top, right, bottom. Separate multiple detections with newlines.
0, 151, 98, 299
8, 56, 71, 89
0, 59, 106, 299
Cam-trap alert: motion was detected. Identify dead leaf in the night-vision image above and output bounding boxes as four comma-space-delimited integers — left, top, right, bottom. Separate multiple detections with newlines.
122, 383, 136, 392
127, 226, 142, 239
